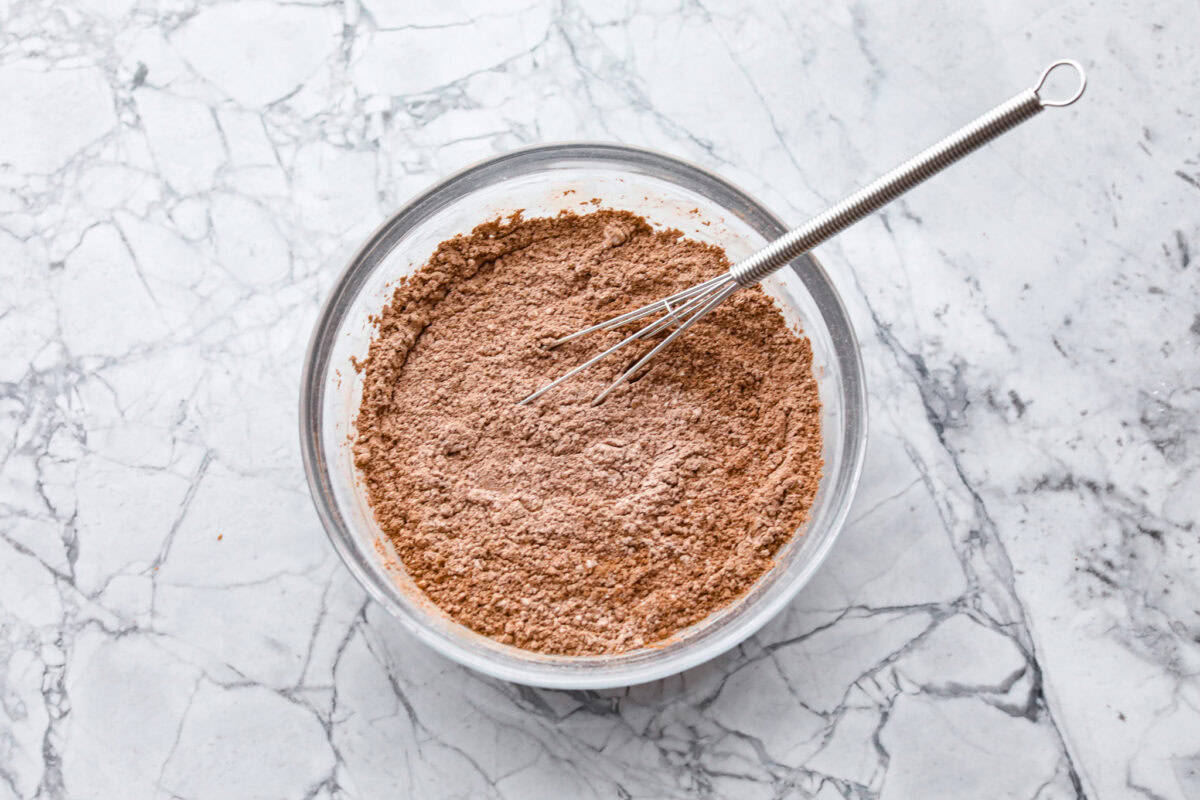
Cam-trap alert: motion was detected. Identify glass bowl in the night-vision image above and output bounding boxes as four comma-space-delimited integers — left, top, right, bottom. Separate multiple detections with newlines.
299, 143, 867, 689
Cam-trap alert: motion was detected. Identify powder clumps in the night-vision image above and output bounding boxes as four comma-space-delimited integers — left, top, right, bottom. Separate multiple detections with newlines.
353, 209, 822, 655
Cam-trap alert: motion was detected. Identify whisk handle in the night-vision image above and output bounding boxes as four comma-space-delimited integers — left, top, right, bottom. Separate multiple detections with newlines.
729, 60, 1086, 286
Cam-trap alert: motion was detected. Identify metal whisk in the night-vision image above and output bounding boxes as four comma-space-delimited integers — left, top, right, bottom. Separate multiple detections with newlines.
519, 60, 1087, 406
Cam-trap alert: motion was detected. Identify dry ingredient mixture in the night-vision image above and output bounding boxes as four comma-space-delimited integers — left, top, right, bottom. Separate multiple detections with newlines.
353, 209, 822, 655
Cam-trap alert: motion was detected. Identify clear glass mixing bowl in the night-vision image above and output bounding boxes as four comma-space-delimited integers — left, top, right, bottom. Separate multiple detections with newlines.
299, 143, 867, 689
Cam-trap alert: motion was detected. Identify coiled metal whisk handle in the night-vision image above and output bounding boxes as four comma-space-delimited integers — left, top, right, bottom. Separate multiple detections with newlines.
729, 60, 1087, 286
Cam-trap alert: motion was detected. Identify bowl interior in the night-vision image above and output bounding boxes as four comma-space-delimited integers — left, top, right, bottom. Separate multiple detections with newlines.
301, 145, 866, 688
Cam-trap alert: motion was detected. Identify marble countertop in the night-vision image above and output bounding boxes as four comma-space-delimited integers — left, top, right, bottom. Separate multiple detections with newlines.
2, 1, 1198, 798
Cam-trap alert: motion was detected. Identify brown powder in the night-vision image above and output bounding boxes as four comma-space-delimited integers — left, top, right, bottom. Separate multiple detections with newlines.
353, 209, 822, 655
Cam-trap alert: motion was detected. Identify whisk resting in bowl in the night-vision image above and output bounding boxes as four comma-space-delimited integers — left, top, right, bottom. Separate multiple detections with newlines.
519, 59, 1086, 406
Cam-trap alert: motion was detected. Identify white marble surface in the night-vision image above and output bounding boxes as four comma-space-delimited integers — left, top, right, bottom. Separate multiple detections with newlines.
1, 1, 1198, 797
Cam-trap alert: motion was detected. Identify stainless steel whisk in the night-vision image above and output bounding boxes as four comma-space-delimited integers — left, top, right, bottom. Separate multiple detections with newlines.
519, 60, 1087, 406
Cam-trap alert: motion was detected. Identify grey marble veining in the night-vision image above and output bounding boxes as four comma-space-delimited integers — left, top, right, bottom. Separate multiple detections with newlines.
1, 1, 1198, 798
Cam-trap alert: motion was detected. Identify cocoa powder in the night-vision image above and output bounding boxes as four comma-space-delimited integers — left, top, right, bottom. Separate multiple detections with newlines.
353, 209, 822, 655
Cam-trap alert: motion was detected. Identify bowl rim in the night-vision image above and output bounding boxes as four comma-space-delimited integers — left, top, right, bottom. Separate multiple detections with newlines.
299, 141, 868, 688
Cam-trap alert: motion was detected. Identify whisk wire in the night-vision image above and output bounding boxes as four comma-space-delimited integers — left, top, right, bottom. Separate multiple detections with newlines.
546, 274, 731, 349
636, 279, 733, 338
517, 277, 734, 406
591, 282, 739, 405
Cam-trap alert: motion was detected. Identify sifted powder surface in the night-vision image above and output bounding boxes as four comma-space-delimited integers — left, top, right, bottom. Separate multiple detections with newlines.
353, 209, 822, 655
